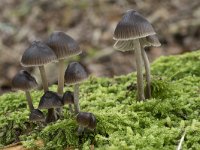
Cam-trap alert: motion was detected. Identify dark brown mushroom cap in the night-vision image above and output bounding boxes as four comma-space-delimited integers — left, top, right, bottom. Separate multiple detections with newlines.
29, 109, 45, 122
88, 113, 97, 130
12, 70, 38, 91
21, 41, 57, 67
76, 112, 91, 127
64, 62, 88, 85
113, 10, 155, 40
47, 31, 82, 59
38, 91, 63, 109
62, 91, 74, 104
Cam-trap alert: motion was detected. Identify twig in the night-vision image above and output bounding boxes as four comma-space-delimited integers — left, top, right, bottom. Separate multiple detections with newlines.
176, 130, 186, 150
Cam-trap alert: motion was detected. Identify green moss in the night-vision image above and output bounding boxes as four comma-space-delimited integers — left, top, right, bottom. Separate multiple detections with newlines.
0, 51, 200, 149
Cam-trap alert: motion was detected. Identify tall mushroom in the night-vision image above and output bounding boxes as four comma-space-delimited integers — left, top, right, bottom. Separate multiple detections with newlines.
64, 62, 88, 114
12, 70, 37, 111
38, 91, 63, 123
47, 31, 82, 95
113, 10, 159, 101
21, 41, 57, 92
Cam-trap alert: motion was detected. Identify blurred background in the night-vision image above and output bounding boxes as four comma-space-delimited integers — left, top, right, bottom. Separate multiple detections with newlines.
0, 0, 199, 94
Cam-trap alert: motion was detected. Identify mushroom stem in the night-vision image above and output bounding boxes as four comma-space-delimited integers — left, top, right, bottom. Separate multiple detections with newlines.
25, 91, 34, 111
74, 84, 80, 114
77, 125, 84, 135
141, 49, 151, 99
57, 59, 65, 95
134, 39, 145, 101
45, 108, 57, 123
39, 66, 49, 92
69, 104, 73, 113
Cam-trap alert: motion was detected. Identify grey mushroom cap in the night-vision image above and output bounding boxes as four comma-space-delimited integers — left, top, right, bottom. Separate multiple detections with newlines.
29, 109, 45, 122
64, 62, 88, 85
62, 91, 74, 104
88, 113, 97, 130
113, 10, 155, 41
113, 34, 161, 51
21, 41, 57, 67
140, 34, 161, 47
38, 91, 63, 109
12, 70, 38, 91
76, 112, 92, 127
47, 31, 82, 60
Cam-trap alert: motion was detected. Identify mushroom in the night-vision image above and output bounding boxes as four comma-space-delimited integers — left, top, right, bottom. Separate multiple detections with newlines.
21, 41, 57, 92
113, 10, 158, 101
29, 109, 45, 122
12, 70, 38, 111
62, 90, 74, 113
76, 112, 97, 135
38, 91, 63, 123
64, 62, 88, 114
47, 31, 82, 95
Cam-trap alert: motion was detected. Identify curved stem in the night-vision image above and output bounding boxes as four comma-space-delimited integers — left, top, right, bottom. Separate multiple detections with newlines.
39, 66, 49, 92
141, 49, 151, 99
74, 84, 80, 114
77, 125, 84, 135
25, 91, 34, 111
57, 59, 65, 95
134, 39, 145, 101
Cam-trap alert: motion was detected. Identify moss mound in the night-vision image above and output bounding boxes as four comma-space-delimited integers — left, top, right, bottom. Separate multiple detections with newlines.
0, 51, 200, 150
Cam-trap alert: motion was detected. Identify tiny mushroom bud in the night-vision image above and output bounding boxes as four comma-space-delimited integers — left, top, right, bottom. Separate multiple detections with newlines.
29, 109, 45, 122
113, 10, 158, 101
38, 91, 63, 123
64, 62, 88, 114
47, 31, 82, 95
12, 70, 38, 111
62, 91, 74, 113
76, 112, 97, 135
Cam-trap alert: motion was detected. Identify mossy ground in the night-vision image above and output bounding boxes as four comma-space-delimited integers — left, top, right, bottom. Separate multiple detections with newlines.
0, 51, 200, 150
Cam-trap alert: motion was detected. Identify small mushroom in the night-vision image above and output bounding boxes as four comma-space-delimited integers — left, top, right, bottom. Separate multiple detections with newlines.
113, 10, 157, 101
64, 62, 88, 114
21, 41, 57, 92
29, 109, 45, 122
76, 112, 97, 135
12, 70, 38, 111
62, 90, 74, 113
47, 31, 82, 95
38, 91, 63, 123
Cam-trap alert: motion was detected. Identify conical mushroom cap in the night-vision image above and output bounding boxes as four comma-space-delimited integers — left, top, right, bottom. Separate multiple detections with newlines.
113, 34, 161, 51
29, 109, 45, 122
140, 34, 161, 47
38, 91, 63, 109
64, 62, 88, 85
12, 70, 38, 91
76, 112, 91, 127
21, 41, 57, 67
62, 91, 74, 104
113, 10, 155, 41
47, 31, 82, 59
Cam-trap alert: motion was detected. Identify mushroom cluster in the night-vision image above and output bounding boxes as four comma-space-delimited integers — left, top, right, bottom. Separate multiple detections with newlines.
12, 31, 97, 133
113, 10, 161, 101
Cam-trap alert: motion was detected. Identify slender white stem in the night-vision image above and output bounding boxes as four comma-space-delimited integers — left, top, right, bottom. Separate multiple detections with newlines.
69, 104, 73, 113
74, 84, 80, 114
141, 49, 151, 99
57, 59, 65, 95
134, 39, 145, 101
176, 130, 186, 150
39, 66, 48, 92
25, 91, 34, 111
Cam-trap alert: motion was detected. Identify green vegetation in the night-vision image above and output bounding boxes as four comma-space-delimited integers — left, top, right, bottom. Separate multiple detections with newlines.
0, 50, 200, 150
